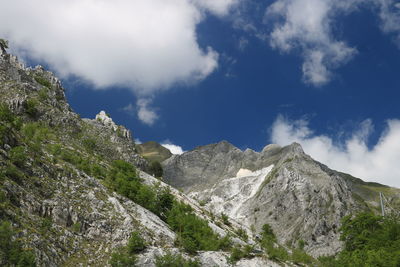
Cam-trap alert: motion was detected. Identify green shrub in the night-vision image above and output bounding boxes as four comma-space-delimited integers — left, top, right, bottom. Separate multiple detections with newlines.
34, 76, 52, 88
155, 252, 200, 267
229, 244, 253, 263
330, 212, 400, 266
149, 161, 163, 178
0, 220, 36, 266
263, 241, 289, 262
109, 248, 136, 267
127, 232, 146, 253
82, 138, 97, 153
221, 213, 230, 226
235, 227, 248, 241
261, 223, 276, 243
291, 248, 314, 265
4, 164, 24, 182
24, 99, 39, 118
167, 201, 222, 254
9, 146, 27, 167
38, 87, 49, 101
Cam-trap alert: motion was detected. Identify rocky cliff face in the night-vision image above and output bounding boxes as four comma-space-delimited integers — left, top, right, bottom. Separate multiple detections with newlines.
163, 141, 400, 256
0, 43, 286, 266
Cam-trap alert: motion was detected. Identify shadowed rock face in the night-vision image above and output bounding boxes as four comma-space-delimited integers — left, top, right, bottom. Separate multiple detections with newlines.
162, 141, 284, 192
163, 141, 399, 256
137, 141, 173, 163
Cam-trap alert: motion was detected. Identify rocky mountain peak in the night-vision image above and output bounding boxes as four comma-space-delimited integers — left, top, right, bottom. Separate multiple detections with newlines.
94, 110, 132, 140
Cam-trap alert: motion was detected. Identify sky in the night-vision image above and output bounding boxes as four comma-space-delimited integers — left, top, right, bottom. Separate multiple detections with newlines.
1, 0, 400, 187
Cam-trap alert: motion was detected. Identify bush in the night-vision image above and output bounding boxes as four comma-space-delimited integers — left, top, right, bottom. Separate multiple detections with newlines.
127, 232, 146, 253
261, 223, 276, 243
155, 252, 200, 267
229, 244, 253, 263
82, 138, 97, 153
291, 248, 314, 265
167, 201, 222, 254
24, 99, 39, 118
235, 228, 248, 241
331, 212, 400, 266
34, 76, 52, 88
109, 248, 136, 267
0, 220, 36, 266
9, 146, 27, 167
221, 213, 230, 226
149, 161, 163, 178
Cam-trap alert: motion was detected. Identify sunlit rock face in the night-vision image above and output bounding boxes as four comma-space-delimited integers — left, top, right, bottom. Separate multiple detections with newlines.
163, 141, 378, 256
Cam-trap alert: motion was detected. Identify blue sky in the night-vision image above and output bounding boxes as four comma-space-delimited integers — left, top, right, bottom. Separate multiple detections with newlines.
1, 0, 400, 186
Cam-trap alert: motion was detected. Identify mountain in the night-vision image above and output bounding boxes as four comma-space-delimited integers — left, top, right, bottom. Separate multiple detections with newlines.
1, 40, 399, 266
163, 141, 400, 256
0, 41, 287, 266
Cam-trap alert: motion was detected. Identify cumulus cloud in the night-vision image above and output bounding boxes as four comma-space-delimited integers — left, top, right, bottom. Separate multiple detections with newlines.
161, 142, 185, 154
0, 0, 239, 95
136, 99, 158, 126
266, 0, 359, 86
271, 115, 400, 188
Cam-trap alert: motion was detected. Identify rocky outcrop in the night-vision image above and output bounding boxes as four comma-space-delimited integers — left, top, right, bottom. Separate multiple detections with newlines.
163, 141, 399, 256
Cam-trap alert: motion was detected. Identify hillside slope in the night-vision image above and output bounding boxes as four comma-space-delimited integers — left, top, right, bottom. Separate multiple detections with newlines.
0, 41, 292, 266
163, 141, 400, 256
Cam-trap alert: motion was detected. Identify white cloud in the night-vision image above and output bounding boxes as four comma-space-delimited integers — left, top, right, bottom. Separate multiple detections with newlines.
0, 0, 238, 95
137, 98, 158, 126
266, 0, 359, 86
376, 0, 400, 46
271, 115, 400, 188
194, 0, 238, 16
161, 142, 185, 154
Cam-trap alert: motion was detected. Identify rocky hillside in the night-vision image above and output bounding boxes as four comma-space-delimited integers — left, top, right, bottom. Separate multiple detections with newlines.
0, 41, 300, 266
163, 141, 400, 256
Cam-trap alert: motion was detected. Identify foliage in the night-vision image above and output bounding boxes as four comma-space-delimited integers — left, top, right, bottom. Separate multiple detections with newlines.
0, 104, 21, 145
320, 212, 400, 267
228, 244, 253, 263
24, 99, 39, 118
149, 161, 163, 178
155, 252, 200, 267
221, 213, 230, 226
127, 231, 146, 253
235, 227, 248, 241
34, 76, 52, 88
167, 201, 225, 254
82, 138, 97, 153
109, 248, 137, 267
109, 231, 147, 267
0, 220, 36, 266
291, 248, 314, 265
9, 146, 27, 167
261, 224, 276, 243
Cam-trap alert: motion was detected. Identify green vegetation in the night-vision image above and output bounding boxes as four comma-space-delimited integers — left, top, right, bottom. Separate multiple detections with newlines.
149, 161, 163, 178
24, 99, 39, 118
127, 231, 146, 253
228, 244, 253, 263
260, 223, 316, 265
167, 201, 228, 254
109, 231, 147, 267
104, 159, 228, 253
34, 76, 52, 88
0, 221, 36, 266
155, 252, 200, 267
221, 213, 231, 226
320, 212, 400, 266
